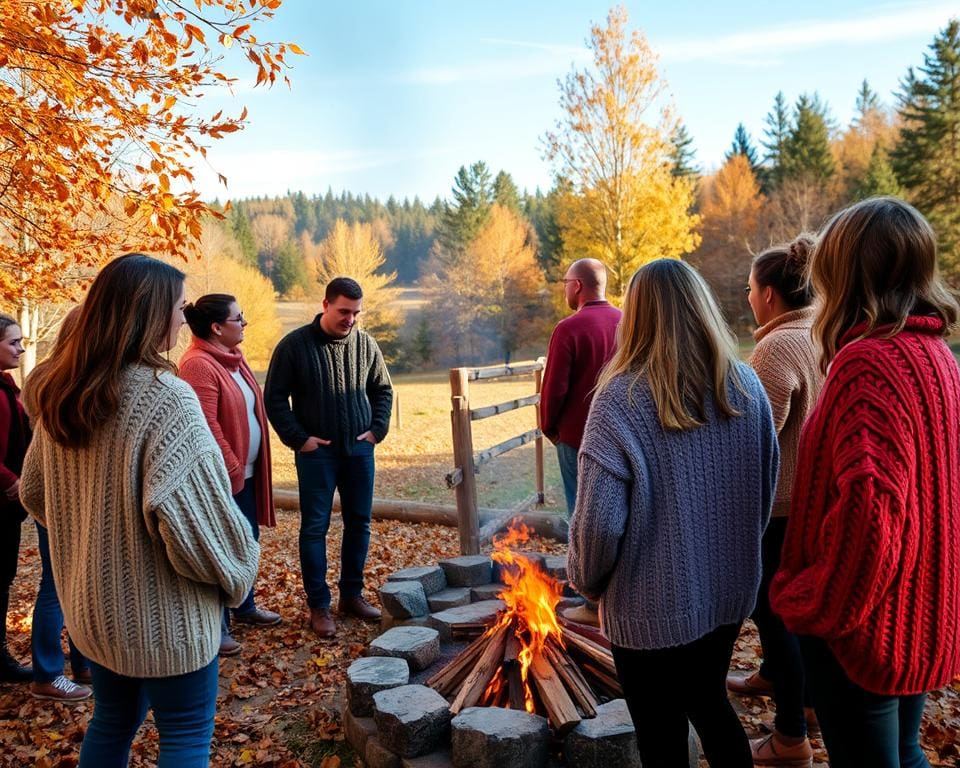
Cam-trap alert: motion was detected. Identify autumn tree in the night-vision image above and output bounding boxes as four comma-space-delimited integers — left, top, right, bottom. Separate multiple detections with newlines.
892, 19, 960, 278
544, 6, 700, 297
834, 80, 898, 199
726, 123, 762, 177
0, 0, 297, 375
309, 219, 401, 361
691, 155, 765, 325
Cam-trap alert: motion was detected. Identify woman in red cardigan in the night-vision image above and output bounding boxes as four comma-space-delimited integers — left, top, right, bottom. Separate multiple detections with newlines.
770, 197, 960, 768
180, 295, 280, 657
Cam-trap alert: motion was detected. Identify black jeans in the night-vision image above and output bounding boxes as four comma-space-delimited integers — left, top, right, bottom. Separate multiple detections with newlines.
613, 623, 751, 768
0, 512, 22, 648
800, 636, 930, 768
752, 516, 807, 737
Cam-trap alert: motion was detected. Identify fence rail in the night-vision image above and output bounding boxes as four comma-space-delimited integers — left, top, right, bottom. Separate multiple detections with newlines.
447, 358, 546, 554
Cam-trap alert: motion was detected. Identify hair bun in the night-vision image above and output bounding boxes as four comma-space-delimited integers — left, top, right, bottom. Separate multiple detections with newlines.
787, 234, 815, 268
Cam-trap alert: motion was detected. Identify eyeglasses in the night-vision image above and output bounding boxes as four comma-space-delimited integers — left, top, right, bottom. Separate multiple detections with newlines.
224, 314, 246, 324
743, 285, 752, 295
561, 278, 580, 285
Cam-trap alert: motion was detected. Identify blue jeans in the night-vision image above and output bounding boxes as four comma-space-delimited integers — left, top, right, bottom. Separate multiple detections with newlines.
555, 443, 578, 518
79, 657, 219, 768
31, 522, 87, 682
799, 636, 929, 768
232, 477, 259, 617
295, 441, 375, 609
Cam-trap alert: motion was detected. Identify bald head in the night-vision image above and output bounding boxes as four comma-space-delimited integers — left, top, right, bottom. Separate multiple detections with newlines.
563, 259, 608, 309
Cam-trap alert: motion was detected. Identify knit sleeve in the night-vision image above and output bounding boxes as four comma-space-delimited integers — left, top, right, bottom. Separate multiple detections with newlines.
143, 385, 260, 606
750, 338, 801, 434
770, 374, 913, 640
540, 324, 572, 443
264, 336, 310, 450
366, 337, 393, 442
179, 356, 244, 493
568, 454, 631, 601
19, 438, 44, 525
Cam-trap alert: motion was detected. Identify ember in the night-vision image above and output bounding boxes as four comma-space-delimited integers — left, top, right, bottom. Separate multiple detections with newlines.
426, 521, 622, 733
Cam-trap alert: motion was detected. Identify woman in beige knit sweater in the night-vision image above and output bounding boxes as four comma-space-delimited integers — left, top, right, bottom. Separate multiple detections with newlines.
731, 236, 824, 767
20, 254, 259, 768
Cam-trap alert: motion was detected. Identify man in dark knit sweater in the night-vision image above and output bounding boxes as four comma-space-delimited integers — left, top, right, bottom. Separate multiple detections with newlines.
541, 259, 620, 627
264, 277, 393, 638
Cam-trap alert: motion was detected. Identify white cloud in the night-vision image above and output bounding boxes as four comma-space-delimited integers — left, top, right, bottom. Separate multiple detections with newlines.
657, 2, 958, 64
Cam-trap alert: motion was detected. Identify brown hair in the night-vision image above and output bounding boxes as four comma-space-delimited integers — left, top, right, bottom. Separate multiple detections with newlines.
596, 259, 745, 430
32, 254, 186, 447
810, 196, 958, 373
183, 293, 236, 340
752, 234, 815, 309
0, 313, 18, 341
21, 306, 81, 422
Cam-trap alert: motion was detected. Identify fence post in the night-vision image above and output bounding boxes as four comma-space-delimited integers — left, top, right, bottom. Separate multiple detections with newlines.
534, 357, 545, 505
450, 367, 480, 554
394, 391, 402, 430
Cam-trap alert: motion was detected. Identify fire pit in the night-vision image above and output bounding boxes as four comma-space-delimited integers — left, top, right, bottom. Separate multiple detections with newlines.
343, 522, 699, 768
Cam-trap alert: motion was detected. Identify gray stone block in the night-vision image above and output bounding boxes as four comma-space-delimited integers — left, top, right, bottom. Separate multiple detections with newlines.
366, 735, 402, 768
542, 555, 567, 581
369, 626, 441, 671
451, 706, 550, 768
388, 565, 447, 596
380, 581, 430, 619
343, 706, 378, 755
563, 699, 641, 768
492, 551, 545, 583
439, 555, 493, 587
429, 600, 506, 642
469, 583, 504, 602
402, 750, 453, 768
428, 587, 472, 612
381, 613, 434, 632
373, 684, 453, 758
347, 656, 410, 716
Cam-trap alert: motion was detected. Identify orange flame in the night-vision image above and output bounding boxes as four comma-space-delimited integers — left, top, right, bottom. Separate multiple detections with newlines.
485, 519, 564, 712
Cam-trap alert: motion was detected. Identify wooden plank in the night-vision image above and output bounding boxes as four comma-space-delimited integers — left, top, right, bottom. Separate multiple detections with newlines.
450, 368, 480, 555
534, 358, 545, 505
529, 651, 582, 733
426, 631, 489, 695
545, 641, 598, 717
445, 467, 463, 489
470, 393, 540, 421
559, 626, 618, 678
474, 428, 541, 468
580, 662, 623, 698
558, 614, 612, 650
465, 360, 545, 381
450, 624, 511, 714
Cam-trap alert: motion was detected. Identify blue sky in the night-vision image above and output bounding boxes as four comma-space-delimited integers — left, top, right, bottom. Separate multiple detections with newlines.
191, 1, 958, 203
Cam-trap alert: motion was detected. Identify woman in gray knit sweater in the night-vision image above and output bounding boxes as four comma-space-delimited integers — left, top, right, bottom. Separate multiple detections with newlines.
21, 254, 259, 767
569, 259, 779, 768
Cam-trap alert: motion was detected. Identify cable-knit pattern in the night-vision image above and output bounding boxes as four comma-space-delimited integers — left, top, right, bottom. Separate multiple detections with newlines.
568, 362, 779, 649
19, 367, 260, 678
749, 308, 823, 517
771, 315, 960, 695
264, 315, 393, 455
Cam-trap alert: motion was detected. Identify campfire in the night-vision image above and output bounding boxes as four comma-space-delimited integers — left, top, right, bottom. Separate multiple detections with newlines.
426, 522, 622, 733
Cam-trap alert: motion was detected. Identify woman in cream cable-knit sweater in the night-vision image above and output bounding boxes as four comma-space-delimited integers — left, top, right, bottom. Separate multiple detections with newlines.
20, 254, 259, 767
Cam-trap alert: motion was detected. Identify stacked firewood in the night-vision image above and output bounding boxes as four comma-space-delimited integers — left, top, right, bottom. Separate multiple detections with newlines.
426, 614, 622, 734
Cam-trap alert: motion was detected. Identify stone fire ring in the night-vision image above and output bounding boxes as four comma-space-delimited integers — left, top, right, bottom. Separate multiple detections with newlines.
343, 555, 700, 768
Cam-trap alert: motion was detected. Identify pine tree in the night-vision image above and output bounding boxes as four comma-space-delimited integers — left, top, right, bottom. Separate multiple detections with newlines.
670, 123, 699, 178
891, 19, 960, 276
725, 123, 761, 176
855, 79, 881, 123
782, 93, 835, 183
493, 171, 521, 212
438, 162, 493, 254
271, 240, 308, 297
761, 91, 791, 189
855, 145, 904, 199
229, 204, 259, 269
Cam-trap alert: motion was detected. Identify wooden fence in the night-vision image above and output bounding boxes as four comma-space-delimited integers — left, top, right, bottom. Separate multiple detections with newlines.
445, 358, 545, 555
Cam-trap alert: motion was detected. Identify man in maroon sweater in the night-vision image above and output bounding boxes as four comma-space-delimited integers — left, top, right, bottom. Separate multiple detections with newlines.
541, 259, 621, 517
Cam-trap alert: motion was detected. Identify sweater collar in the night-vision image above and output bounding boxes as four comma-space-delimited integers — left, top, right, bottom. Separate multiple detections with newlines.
0, 371, 19, 396
311, 314, 353, 345
189, 337, 243, 372
753, 307, 815, 343
839, 314, 945, 350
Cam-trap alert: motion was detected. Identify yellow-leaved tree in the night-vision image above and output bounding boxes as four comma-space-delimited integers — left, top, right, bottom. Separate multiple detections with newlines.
544, 6, 700, 297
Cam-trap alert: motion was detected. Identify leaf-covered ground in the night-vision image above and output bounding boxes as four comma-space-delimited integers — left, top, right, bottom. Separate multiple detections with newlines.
2, 513, 958, 767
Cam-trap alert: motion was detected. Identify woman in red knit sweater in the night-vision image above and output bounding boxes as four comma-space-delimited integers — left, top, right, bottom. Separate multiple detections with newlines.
770, 197, 960, 767
180, 295, 280, 657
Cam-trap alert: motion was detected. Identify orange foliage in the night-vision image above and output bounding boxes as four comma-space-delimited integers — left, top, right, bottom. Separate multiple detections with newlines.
0, 0, 301, 304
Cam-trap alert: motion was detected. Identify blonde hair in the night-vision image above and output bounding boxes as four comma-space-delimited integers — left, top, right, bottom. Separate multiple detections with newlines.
597, 259, 744, 430
810, 197, 958, 373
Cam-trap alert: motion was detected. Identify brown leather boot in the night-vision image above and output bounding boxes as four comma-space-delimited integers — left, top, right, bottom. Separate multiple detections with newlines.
310, 607, 336, 638
337, 596, 381, 621
726, 670, 774, 696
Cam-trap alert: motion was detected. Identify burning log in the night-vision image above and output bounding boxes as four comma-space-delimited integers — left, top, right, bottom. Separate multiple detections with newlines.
426, 632, 489, 697
529, 651, 582, 732
544, 640, 598, 717
450, 623, 511, 714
